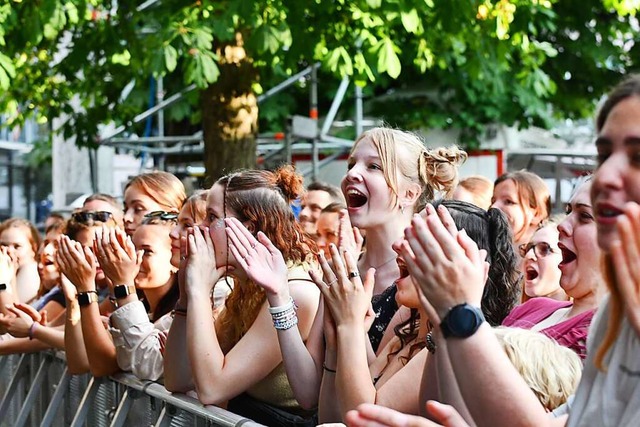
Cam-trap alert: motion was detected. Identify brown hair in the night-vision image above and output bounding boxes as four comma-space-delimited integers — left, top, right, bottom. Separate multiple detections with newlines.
0, 218, 41, 257
181, 190, 208, 224
83, 193, 123, 211
214, 165, 313, 352
321, 202, 347, 214
592, 75, 640, 370
124, 171, 186, 213
457, 175, 494, 210
494, 170, 550, 243
353, 127, 467, 213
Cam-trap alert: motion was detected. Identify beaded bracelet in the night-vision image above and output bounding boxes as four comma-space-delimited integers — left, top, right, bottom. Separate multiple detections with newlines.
269, 297, 298, 330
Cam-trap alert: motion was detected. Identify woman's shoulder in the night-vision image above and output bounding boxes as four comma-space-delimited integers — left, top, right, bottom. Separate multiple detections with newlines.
503, 297, 572, 325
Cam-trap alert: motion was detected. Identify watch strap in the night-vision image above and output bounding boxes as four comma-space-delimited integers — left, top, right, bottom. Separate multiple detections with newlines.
113, 284, 136, 299
0, 283, 7, 291
77, 291, 99, 307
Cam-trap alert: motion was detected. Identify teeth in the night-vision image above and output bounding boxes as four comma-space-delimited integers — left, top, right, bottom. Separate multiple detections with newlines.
601, 209, 620, 217
347, 189, 366, 197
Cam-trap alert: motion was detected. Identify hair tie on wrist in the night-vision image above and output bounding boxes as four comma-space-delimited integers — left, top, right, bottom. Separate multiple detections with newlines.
28, 322, 39, 340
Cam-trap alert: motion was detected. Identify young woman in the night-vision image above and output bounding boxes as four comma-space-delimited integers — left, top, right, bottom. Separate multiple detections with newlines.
0, 218, 41, 303
30, 221, 67, 319
315, 202, 345, 255
519, 219, 566, 302
398, 75, 640, 427
503, 179, 603, 358
123, 171, 186, 236
163, 166, 320, 426
452, 175, 494, 210
341, 127, 466, 350
491, 170, 550, 249
313, 200, 520, 422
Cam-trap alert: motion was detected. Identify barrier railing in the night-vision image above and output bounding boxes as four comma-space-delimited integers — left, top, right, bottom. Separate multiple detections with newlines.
0, 351, 264, 427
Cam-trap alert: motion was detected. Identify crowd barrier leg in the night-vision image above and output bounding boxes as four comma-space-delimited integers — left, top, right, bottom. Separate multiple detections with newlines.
110, 388, 135, 427
0, 353, 28, 416
40, 369, 71, 427
14, 353, 51, 427
70, 376, 101, 427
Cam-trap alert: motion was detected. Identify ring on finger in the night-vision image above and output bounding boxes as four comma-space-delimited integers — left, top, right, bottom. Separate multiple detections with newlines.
327, 278, 338, 286
251, 242, 257, 249
348, 271, 360, 279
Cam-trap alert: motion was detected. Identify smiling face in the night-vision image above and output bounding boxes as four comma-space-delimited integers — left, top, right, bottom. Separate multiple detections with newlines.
521, 225, 563, 299
0, 225, 36, 267
299, 190, 334, 235
123, 187, 166, 237
592, 96, 640, 251
132, 224, 174, 289
557, 181, 602, 299
341, 137, 405, 229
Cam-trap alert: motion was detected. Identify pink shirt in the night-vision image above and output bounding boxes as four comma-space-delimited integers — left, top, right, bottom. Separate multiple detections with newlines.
502, 297, 595, 359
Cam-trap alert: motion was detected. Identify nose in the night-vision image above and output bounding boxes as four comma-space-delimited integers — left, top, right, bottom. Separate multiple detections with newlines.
594, 153, 625, 191
490, 200, 503, 211
299, 206, 311, 221
557, 217, 572, 238
344, 163, 364, 183
123, 208, 134, 223
169, 224, 181, 240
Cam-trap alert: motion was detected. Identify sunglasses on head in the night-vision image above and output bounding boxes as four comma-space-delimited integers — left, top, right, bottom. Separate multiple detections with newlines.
519, 241, 557, 259
72, 211, 113, 224
144, 211, 179, 221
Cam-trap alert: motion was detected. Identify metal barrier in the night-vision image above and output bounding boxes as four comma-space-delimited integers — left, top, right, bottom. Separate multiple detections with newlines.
0, 351, 264, 427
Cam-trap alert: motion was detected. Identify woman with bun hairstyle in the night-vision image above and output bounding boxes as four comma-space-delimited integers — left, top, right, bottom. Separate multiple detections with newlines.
341, 127, 466, 351
491, 170, 550, 249
123, 171, 186, 236
163, 166, 320, 426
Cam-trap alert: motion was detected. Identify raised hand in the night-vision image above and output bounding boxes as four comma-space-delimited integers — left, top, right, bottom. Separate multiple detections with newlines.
0, 247, 16, 286
225, 217, 289, 303
310, 244, 375, 328
2, 304, 37, 338
183, 226, 225, 298
401, 210, 488, 321
56, 236, 97, 293
611, 202, 640, 338
338, 210, 364, 258
93, 226, 141, 286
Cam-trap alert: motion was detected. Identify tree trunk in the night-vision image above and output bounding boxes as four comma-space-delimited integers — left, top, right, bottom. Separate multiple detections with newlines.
201, 32, 258, 184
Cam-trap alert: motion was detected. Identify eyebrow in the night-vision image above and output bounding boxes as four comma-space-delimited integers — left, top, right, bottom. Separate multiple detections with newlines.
574, 203, 592, 209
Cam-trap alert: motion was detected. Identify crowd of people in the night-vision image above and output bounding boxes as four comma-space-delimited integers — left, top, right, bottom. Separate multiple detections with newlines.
0, 74, 639, 427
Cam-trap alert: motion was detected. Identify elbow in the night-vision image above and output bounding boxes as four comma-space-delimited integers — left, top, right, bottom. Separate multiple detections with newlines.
89, 363, 120, 378
67, 364, 90, 376
197, 390, 225, 407
164, 376, 191, 394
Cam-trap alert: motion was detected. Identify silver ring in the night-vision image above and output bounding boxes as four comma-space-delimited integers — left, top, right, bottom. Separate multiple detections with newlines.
180, 256, 186, 261
348, 271, 360, 279
251, 242, 257, 249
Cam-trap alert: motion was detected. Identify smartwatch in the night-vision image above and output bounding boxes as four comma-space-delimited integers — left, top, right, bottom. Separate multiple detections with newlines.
113, 284, 136, 299
0, 283, 7, 291
77, 291, 99, 307
440, 303, 485, 339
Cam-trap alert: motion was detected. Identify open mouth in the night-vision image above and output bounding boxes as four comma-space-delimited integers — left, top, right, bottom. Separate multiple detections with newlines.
559, 245, 577, 266
525, 267, 539, 281
596, 205, 623, 219
346, 188, 368, 208
43, 259, 55, 266
397, 258, 409, 279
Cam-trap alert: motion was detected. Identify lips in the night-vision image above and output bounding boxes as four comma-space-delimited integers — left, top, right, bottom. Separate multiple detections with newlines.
595, 202, 624, 225
525, 266, 539, 281
558, 243, 577, 267
346, 188, 368, 209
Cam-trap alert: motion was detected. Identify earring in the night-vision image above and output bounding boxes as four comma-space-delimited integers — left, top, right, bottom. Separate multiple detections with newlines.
400, 205, 405, 214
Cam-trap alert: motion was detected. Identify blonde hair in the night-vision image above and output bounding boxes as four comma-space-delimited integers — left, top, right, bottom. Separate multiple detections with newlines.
595, 254, 622, 370
124, 171, 186, 213
354, 128, 467, 212
457, 175, 494, 210
494, 327, 582, 411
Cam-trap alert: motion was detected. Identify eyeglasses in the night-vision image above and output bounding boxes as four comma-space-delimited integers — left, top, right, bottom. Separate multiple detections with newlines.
144, 211, 179, 221
519, 242, 557, 259
72, 211, 113, 224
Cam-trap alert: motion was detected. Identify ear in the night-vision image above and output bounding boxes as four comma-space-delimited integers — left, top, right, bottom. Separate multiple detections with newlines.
399, 182, 422, 211
529, 208, 546, 228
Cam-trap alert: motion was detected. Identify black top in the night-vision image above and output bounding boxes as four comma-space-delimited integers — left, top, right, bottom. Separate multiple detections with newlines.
368, 283, 398, 353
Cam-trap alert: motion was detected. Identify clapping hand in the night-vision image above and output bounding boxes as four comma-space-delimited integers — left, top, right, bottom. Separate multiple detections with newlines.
310, 244, 375, 328
183, 226, 226, 299
56, 236, 97, 293
93, 226, 141, 287
400, 206, 488, 321
225, 217, 289, 305
338, 210, 364, 259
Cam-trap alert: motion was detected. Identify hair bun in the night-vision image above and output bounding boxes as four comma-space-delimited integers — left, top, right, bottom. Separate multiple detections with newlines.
424, 146, 468, 197
274, 165, 305, 202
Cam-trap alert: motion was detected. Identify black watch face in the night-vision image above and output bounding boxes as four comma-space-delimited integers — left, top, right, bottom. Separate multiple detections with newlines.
446, 304, 484, 337
114, 285, 130, 299
0, 283, 6, 291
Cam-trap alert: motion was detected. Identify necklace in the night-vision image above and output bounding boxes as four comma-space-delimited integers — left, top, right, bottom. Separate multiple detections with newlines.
367, 254, 398, 270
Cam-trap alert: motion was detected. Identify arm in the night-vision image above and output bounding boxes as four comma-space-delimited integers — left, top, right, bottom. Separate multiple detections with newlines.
318, 308, 342, 423
0, 336, 51, 355
402, 209, 558, 427
109, 300, 171, 381
59, 275, 90, 374
58, 235, 119, 377
225, 218, 324, 409
14, 262, 39, 303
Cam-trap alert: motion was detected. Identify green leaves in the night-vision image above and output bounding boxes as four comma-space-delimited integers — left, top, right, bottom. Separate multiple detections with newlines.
374, 37, 401, 79
0, 52, 15, 90
164, 45, 178, 72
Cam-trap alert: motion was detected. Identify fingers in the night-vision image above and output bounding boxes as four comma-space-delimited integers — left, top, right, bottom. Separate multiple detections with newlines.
436, 205, 458, 237
426, 400, 469, 427
257, 231, 279, 256
618, 211, 640, 290
343, 250, 363, 286
225, 218, 257, 251
14, 303, 40, 321
317, 251, 338, 285
362, 268, 376, 299
329, 244, 348, 285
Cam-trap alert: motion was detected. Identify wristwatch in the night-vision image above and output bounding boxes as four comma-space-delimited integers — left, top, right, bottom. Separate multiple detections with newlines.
440, 303, 485, 339
0, 283, 7, 291
113, 284, 136, 299
77, 291, 99, 307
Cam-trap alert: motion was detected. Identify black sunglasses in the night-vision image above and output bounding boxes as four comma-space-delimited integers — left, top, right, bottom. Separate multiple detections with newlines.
72, 211, 113, 224
144, 211, 179, 221
519, 241, 557, 259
